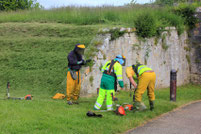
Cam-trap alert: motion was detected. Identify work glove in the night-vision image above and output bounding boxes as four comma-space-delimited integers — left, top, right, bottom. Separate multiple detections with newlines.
77, 60, 86, 65
86, 59, 92, 63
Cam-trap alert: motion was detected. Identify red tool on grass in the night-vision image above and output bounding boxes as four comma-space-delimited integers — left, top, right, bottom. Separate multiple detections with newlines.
6, 82, 32, 100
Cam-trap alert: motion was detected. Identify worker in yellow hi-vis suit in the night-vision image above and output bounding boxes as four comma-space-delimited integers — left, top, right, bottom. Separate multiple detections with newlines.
66, 44, 91, 105
126, 64, 156, 111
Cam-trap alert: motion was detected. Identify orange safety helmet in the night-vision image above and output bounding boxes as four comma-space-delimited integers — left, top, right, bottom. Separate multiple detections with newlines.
115, 106, 126, 116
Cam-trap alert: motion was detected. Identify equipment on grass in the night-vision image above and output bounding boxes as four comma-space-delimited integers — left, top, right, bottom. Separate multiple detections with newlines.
123, 104, 133, 111
6, 82, 32, 100
52, 93, 65, 99
115, 106, 126, 116
86, 111, 102, 118
24, 94, 32, 100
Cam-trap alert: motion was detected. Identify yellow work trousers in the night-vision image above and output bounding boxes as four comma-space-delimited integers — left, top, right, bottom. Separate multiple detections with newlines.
135, 72, 156, 102
66, 71, 81, 101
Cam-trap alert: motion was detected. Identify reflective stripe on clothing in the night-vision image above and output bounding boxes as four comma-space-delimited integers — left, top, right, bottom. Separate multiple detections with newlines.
94, 105, 100, 110
94, 88, 114, 110
95, 102, 102, 107
138, 66, 146, 74
107, 104, 113, 108
137, 65, 152, 76
107, 107, 113, 110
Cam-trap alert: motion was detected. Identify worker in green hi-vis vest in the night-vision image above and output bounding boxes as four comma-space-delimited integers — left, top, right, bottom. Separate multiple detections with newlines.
94, 55, 126, 111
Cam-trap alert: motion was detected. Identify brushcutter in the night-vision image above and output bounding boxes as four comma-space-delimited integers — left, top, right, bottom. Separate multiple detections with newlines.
6, 82, 32, 100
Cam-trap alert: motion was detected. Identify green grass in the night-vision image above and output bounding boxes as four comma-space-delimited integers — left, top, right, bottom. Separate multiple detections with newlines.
0, 84, 200, 134
0, 6, 188, 28
0, 23, 105, 95
1, 4, 200, 38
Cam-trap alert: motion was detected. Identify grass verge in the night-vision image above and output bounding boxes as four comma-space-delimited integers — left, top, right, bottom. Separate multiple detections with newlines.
0, 84, 200, 134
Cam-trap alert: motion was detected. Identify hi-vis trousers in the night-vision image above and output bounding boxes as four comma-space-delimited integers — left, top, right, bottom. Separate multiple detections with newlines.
135, 72, 156, 102
66, 71, 81, 101
94, 88, 114, 110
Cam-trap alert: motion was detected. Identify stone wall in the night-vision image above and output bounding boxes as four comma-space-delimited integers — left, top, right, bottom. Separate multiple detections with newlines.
190, 7, 201, 84
80, 28, 191, 95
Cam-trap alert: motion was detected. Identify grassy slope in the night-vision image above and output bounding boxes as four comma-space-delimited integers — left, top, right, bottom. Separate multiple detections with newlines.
0, 22, 108, 96
0, 84, 200, 134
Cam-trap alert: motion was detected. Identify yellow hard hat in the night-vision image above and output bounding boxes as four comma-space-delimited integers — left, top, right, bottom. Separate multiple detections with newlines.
77, 44, 85, 49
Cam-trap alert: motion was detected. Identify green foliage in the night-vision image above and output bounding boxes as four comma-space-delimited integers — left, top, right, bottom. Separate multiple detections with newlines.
0, 4, 196, 38
135, 13, 157, 38
132, 43, 141, 50
110, 28, 125, 41
161, 33, 169, 51
103, 10, 119, 22
184, 46, 191, 51
186, 54, 191, 64
0, 0, 41, 11
173, 3, 198, 29
154, 37, 159, 46
156, 10, 185, 35
89, 76, 94, 86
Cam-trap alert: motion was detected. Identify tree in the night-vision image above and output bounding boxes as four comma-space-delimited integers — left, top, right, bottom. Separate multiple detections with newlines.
0, 0, 41, 11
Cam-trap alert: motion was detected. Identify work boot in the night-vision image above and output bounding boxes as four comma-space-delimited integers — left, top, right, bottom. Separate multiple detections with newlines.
149, 101, 154, 111
134, 101, 147, 111
67, 101, 73, 105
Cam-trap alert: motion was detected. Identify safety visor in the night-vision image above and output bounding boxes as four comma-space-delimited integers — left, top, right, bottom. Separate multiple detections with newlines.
75, 47, 85, 55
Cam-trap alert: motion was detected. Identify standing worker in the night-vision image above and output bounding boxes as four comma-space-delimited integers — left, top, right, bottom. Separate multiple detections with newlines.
66, 44, 91, 105
126, 63, 156, 111
94, 55, 126, 111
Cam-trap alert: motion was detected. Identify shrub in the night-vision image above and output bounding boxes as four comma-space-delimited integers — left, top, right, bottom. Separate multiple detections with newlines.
173, 4, 198, 29
0, 0, 41, 11
156, 10, 185, 35
134, 13, 157, 38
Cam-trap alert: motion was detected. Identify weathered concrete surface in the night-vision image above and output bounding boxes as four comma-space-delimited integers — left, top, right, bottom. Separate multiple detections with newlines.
81, 28, 190, 95
190, 7, 201, 84
126, 101, 201, 134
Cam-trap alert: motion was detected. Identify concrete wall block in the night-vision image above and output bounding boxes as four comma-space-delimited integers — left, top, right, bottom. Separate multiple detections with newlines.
80, 28, 193, 95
